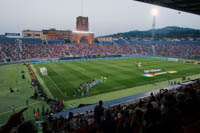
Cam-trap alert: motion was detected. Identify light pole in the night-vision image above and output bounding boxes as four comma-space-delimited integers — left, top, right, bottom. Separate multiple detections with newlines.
152, 8, 158, 41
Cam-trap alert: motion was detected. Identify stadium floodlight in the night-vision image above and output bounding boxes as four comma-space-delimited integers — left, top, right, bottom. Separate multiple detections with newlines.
152, 8, 158, 16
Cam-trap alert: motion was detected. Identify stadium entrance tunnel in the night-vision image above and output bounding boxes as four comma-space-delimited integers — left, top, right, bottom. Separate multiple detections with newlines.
72, 32, 94, 44
80, 36, 89, 44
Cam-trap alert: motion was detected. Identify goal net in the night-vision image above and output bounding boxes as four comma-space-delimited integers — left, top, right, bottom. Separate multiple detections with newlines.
40, 67, 48, 76
138, 62, 142, 68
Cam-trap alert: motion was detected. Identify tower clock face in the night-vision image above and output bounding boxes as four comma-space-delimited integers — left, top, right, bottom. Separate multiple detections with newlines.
82, 19, 86, 24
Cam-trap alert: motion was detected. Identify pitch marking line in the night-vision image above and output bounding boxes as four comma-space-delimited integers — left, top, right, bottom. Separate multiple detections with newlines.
0, 101, 42, 116
46, 76, 69, 98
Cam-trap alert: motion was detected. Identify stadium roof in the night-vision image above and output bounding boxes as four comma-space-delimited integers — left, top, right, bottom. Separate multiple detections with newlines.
134, 0, 200, 15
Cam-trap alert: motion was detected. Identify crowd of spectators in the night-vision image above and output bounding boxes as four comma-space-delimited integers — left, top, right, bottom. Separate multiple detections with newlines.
0, 49, 4, 62
1, 43, 200, 61
1, 42, 200, 133
37, 78, 200, 133
21, 44, 71, 59
21, 44, 48, 59
1, 44, 21, 61
155, 44, 200, 58
1, 78, 200, 133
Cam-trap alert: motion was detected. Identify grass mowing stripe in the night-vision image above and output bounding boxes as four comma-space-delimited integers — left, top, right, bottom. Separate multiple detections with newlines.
64, 73, 200, 109
42, 64, 69, 98
76, 61, 140, 79
46, 63, 73, 97
32, 58, 200, 101
46, 75, 67, 98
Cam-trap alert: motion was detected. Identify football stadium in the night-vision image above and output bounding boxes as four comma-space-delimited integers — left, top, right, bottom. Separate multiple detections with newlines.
1, 0, 200, 133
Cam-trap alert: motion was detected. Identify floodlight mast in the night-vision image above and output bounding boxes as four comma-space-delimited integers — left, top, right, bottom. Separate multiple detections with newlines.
81, 0, 84, 16
151, 8, 158, 41
152, 15, 156, 41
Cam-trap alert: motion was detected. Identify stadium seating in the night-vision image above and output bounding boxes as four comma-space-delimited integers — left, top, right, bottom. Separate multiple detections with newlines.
0, 38, 17, 44
1, 40, 200, 132
0, 56, 4, 63
127, 40, 138, 45
113, 40, 127, 45
1, 78, 200, 133
1, 44, 21, 61
43, 79, 200, 133
0, 40, 200, 61
47, 40, 65, 44
100, 41, 113, 45
20, 38, 43, 44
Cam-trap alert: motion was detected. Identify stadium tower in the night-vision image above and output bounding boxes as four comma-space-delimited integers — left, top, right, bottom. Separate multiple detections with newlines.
76, 16, 89, 31
72, 0, 94, 44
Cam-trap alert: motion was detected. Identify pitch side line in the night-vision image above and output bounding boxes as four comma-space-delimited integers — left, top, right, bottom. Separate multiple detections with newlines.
0, 101, 42, 116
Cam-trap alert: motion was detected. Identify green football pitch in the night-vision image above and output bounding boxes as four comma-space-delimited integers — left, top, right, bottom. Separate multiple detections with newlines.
1, 58, 200, 125
0, 63, 48, 125
31, 58, 200, 101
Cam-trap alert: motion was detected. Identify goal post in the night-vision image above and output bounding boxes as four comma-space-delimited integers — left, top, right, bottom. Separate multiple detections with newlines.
138, 62, 142, 68
40, 67, 48, 76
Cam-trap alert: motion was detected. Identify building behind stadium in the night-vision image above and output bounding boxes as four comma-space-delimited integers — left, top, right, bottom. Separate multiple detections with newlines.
22, 16, 94, 44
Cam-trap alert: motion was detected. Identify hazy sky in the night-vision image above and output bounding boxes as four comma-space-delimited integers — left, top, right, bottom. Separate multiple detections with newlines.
0, 0, 200, 36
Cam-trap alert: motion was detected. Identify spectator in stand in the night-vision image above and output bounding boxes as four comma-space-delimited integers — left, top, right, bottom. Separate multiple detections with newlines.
94, 100, 104, 123
16, 120, 37, 133
159, 93, 182, 133
175, 92, 186, 116
10, 78, 199, 133
2, 42, 200, 61
100, 109, 116, 133
0, 108, 28, 133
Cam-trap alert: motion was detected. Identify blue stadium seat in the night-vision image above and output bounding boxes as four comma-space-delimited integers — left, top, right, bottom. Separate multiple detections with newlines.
47, 40, 65, 44
113, 40, 127, 45
100, 41, 113, 45
0, 38, 17, 44
127, 40, 138, 45
20, 38, 42, 44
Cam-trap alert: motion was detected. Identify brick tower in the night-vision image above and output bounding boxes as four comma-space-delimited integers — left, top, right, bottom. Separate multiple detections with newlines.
76, 16, 89, 31
72, 16, 94, 44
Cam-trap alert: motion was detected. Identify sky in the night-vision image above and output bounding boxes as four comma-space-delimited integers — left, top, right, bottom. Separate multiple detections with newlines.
0, 0, 200, 37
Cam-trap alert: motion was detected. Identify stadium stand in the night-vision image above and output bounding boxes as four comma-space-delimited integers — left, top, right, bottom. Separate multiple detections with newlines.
21, 44, 47, 59
1, 0, 200, 132
1, 41, 200, 62
47, 80, 200, 133
1, 78, 200, 133
0, 56, 4, 63
47, 40, 65, 45
127, 40, 138, 45
20, 38, 43, 45
155, 44, 200, 58
100, 41, 113, 45
1, 44, 21, 61
1, 40, 200, 133
0, 38, 17, 45
113, 40, 127, 45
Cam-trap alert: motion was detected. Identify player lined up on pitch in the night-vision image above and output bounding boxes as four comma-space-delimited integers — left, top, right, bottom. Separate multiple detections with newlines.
73, 77, 107, 97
